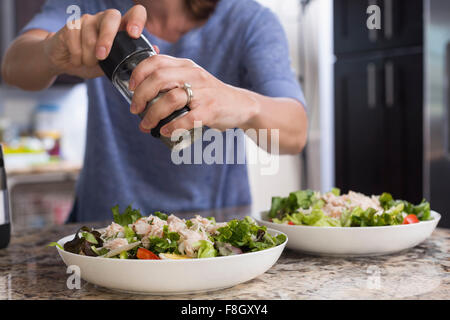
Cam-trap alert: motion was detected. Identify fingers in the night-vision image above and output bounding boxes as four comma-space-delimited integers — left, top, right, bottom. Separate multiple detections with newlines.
140, 87, 191, 130
129, 55, 194, 91
121, 4, 147, 38
160, 108, 202, 137
64, 26, 82, 67
131, 67, 205, 114
81, 15, 99, 67
96, 9, 121, 60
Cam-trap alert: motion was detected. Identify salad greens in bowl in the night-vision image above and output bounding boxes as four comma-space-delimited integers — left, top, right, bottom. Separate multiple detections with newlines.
255, 189, 440, 256
268, 188, 432, 227
51, 205, 287, 294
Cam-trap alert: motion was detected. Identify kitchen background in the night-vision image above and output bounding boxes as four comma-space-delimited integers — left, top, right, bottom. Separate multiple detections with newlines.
0, 0, 449, 229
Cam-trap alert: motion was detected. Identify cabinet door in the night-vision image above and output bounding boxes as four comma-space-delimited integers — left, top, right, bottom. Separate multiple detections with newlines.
335, 52, 423, 202
334, 0, 423, 55
382, 53, 423, 203
335, 56, 385, 195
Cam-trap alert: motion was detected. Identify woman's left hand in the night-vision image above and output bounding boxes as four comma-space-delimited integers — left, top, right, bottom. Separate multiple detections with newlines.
128, 55, 259, 137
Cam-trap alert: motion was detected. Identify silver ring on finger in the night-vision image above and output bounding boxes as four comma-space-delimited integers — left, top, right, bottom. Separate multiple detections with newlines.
183, 82, 194, 107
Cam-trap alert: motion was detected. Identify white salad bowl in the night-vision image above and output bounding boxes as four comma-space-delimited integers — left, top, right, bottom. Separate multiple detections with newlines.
56, 228, 287, 295
255, 211, 441, 257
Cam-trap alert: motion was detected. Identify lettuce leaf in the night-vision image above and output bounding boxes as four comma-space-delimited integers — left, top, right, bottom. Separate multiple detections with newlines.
147, 225, 180, 254
215, 216, 285, 252
195, 240, 217, 258
153, 211, 168, 221
123, 225, 137, 243
112, 205, 142, 226
379, 193, 432, 221
276, 209, 340, 227
348, 205, 403, 227
331, 188, 341, 196
48, 242, 64, 250
269, 190, 316, 219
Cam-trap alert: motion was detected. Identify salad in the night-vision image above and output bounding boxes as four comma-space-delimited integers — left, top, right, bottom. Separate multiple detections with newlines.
268, 188, 432, 227
50, 205, 286, 259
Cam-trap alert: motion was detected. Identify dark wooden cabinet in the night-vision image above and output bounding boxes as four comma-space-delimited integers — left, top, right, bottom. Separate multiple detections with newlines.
334, 0, 423, 55
334, 0, 423, 203
335, 54, 385, 196
335, 51, 423, 202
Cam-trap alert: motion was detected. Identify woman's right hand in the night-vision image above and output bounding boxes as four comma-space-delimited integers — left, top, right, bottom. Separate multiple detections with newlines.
43, 5, 147, 79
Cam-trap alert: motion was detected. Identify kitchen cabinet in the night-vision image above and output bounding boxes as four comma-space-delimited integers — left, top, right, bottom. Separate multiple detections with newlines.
335, 51, 423, 202
334, 0, 423, 55
334, 0, 424, 203
334, 54, 385, 196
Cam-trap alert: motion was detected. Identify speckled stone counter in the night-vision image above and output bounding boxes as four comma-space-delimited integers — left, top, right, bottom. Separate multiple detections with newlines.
0, 207, 448, 300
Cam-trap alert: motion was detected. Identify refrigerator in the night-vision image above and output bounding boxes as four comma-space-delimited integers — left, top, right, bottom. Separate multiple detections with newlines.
424, 0, 450, 227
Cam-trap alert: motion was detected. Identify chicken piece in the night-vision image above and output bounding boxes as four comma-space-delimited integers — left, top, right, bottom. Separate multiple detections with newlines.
103, 222, 125, 238
167, 214, 186, 233
146, 216, 167, 238
103, 238, 129, 250
177, 228, 211, 258
190, 215, 225, 235
131, 218, 152, 236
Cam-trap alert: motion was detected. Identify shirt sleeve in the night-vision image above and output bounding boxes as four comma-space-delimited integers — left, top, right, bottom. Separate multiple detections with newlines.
240, 7, 306, 109
20, 0, 87, 34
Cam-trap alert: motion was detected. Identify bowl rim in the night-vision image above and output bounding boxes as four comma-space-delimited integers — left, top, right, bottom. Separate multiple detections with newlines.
255, 210, 441, 230
56, 227, 288, 263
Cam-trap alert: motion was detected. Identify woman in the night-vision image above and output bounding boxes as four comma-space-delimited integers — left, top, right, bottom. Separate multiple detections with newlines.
1, 0, 308, 222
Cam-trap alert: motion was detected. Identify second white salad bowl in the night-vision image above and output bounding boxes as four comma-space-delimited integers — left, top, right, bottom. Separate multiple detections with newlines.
255, 211, 440, 257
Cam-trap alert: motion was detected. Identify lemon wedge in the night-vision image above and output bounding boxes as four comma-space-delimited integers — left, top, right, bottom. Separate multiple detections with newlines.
159, 253, 190, 260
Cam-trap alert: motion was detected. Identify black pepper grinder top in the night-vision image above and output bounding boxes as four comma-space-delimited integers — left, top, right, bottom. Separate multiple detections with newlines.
99, 31, 194, 151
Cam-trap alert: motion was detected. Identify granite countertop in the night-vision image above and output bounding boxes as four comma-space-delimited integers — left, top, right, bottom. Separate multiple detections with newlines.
0, 206, 448, 300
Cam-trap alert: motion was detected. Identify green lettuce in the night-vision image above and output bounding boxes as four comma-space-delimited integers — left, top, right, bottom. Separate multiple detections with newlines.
147, 225, 180, 254
274, 209, 340, 227
346, 205, 403, 227
269, 189, 316, 220
48, 242, 64, 250
195, 240, 217, 258
123, 225, 138, 243
379, 192, 431, 221
215, 216, 285, 252
112, 205, 142, 226
153, 211, 168, 221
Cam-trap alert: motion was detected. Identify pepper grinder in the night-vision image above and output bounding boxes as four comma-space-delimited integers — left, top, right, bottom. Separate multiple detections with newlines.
99, 31, 198, 151
0, 145, 10, 249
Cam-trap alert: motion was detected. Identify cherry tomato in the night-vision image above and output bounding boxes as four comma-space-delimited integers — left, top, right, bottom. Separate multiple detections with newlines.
403, 214, 419, 224
136, 248, 160, 260
288, 221, 295, 225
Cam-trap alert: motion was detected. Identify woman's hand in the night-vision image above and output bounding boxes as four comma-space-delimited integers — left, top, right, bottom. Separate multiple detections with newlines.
129, 55, 260, 136
43, 5, 147, 79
